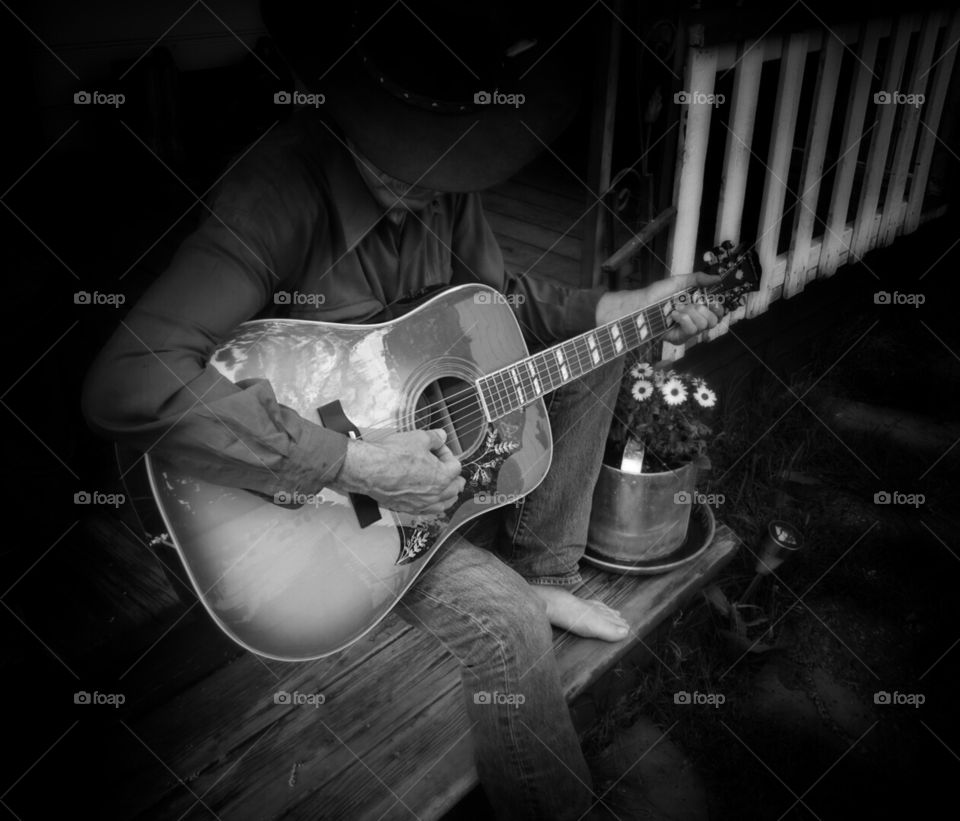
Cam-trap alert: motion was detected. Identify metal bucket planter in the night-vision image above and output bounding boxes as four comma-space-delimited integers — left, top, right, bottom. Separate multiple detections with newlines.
587, 462, 698, 563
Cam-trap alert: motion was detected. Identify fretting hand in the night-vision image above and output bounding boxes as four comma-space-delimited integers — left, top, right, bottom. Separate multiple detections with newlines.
595, 272, 724, 344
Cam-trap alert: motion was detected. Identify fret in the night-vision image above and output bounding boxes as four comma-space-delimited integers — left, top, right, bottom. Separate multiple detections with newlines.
525, 359, 542, 396
620, 315, 641, 349
554, 347, 570, 382
497, 370, 519, 413
509, 366, 525, 405
535, 351, 559, 393
609, 322, 626, 356
595, 325, 617, 362
571, 336, 592, 375
562, 340, 584, 380
585, 332, 601, 366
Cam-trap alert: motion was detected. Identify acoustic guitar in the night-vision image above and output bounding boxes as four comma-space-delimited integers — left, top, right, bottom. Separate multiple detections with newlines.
143, 241, 759, 660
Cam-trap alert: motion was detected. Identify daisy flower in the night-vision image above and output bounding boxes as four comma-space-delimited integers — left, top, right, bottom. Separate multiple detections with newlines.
631, 379, 654, 402
630, 362, 654, 379
693, 383, 717, 408
661, 377, 687, 406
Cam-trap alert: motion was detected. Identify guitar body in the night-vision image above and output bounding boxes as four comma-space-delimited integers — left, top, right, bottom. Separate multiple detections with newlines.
145, 284, 551, 661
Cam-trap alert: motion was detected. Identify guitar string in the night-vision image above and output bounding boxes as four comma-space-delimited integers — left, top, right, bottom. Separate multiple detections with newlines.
346, 279, 744, 440
349, 279, 746, 441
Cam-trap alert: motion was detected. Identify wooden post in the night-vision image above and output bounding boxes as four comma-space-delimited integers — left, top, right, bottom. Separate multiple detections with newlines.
820, 19, 883, 277
850, 15, 913, 259
905, 9, 960, 233
784, 35, 843, 299
747, 32, 808, 319
878, 11, 943, 246
580, 3, 622, 288
708, 40, 764, 341
663, 44, 719, 360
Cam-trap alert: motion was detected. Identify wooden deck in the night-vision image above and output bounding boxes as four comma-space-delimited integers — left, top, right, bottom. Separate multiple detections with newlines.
98, 521, 737, 820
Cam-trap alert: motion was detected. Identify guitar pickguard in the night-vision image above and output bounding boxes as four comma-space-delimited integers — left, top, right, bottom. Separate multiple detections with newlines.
394, 424, 520, 565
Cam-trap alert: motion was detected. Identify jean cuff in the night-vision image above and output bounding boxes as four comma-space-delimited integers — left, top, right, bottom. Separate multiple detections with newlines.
523, 570, 583, 588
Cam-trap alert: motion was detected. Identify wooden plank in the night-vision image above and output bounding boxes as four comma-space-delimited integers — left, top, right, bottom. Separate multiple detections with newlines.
484, 210, 582, 262
708, 40, 764, 344
905, 9, 960, 232
105, 526, 738, 820
494, 233, 581, 284
878, 11, 944, 246
490, 179, 585, 220
580, 1, 622, 287
746, 31, 809, 319
850, 15, 914, 258
663, 45, 720, 361
481, 190, 585, 239
784, 34, 844, 298
819, 19, 884, 277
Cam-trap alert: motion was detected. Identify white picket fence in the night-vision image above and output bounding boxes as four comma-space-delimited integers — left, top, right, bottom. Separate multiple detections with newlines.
664, 9, 960, 358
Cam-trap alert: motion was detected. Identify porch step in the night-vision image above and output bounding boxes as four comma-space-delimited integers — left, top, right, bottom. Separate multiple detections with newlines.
100, 525, 738, 820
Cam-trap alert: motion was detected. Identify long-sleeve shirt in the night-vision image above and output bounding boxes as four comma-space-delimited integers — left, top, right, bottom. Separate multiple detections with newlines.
82, 111, 606, 497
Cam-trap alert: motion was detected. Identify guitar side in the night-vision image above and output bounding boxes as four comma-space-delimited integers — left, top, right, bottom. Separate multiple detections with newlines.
145, 285, 552, 661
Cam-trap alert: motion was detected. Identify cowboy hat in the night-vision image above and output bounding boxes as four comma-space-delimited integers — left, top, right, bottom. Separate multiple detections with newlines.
261, 0, 594, 192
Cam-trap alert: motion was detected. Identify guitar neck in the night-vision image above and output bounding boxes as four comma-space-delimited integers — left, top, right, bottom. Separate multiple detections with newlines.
478, 284, 706, 421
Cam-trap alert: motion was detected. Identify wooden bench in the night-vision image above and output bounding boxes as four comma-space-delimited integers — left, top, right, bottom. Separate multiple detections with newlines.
98, 523, 738, 820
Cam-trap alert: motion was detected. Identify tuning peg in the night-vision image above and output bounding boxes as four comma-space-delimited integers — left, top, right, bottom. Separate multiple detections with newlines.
721, 240, 734, 251
703, 250, 718, 266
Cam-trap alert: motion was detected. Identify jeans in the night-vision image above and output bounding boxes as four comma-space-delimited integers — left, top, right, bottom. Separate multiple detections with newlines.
397, 358, 624, 820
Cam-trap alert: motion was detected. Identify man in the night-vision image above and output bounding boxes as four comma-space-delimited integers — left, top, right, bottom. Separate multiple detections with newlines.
83, 2, 721, 818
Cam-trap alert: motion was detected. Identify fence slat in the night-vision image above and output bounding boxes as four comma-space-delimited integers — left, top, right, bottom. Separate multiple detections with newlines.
784, 35, 844, 299
819, 19, 884, 277
746, 32, 808, 318
663, 46, 719, 360
851, 15, 914, 258
703, 42, 765, 343
878, 11, 944, 246
905, 9, 960, 233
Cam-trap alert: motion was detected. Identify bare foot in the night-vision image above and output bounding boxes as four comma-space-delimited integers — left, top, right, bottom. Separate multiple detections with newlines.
529, 586, 630, 641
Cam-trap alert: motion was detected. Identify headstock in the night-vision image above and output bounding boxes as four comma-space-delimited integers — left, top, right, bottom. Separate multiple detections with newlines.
702, 240, 761, 309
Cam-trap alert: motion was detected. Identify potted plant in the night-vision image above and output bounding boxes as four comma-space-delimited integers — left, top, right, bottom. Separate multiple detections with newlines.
588, 355, 718, 564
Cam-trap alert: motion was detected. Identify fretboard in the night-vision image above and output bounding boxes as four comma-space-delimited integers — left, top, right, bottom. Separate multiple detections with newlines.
478, 291, 678, 420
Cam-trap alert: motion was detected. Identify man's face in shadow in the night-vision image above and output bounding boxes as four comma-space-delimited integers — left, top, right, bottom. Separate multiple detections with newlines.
349, 140, 442, 216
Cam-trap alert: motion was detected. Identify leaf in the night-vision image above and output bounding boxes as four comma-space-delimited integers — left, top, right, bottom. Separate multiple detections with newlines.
702, 584, 731, 616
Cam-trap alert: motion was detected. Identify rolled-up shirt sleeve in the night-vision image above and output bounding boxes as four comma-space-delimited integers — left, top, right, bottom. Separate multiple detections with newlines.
81, 155, 348, 497
451, 192, 606, 346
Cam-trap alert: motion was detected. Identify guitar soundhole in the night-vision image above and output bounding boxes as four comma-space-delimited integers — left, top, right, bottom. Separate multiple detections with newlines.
413, 378, 486, 458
